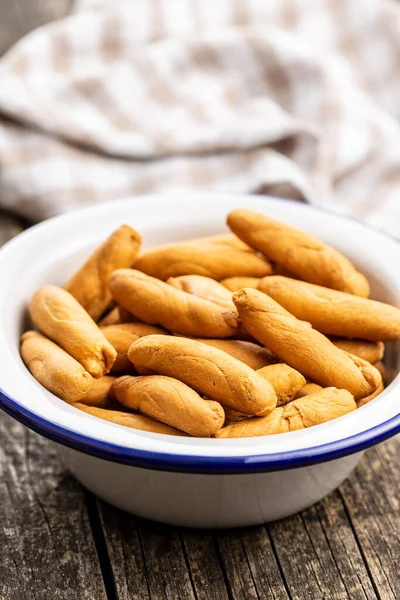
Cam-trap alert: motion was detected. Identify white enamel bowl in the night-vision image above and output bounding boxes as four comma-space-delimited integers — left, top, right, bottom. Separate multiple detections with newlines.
1, 193, 399, 529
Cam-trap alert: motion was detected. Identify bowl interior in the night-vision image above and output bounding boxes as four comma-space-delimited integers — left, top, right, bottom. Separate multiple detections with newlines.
1, 192, 400, 461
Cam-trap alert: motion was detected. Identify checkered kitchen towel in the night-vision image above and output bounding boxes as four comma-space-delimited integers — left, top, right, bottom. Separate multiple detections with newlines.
0, 0, 399, 234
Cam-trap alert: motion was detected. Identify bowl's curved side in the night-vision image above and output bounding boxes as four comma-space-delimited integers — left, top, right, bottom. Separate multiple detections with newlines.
59, 443, 364, 527
0, 192, 400, 475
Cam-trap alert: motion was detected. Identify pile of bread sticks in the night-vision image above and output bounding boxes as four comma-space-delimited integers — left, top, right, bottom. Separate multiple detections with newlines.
20, 209, 400, 438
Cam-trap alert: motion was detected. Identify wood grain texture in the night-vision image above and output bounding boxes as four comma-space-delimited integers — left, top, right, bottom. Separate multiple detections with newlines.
0, 0, 71, 56
95, 436, 399, 600
340, 440, 400, 600
0, 213, 107, 599
0, 0, 399, 597
0, 414, 108, 600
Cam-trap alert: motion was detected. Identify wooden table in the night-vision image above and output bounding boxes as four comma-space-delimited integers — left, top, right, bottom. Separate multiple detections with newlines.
0, 3, 399, 599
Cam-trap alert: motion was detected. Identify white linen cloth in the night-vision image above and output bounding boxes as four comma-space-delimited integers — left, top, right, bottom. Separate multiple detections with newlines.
0, 0, 399, 236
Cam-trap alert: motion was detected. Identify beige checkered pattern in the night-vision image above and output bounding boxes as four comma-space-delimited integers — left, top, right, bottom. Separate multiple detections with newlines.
0, 0, 399, 233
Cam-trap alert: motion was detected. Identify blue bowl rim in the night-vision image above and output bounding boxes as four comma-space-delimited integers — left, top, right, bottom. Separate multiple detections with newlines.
0, 195, 399, 475
1, 385, 400, 474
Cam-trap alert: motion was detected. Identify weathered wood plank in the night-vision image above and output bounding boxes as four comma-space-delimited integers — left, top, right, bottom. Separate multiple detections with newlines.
269, 509, 351, 600
0, 0, 71, 57
0, 415, 108, 600
0, 215, 108, 599
97, 440, 400, 600
309, 492, 377, 600
97, 506, 151, 600
215, 526, 289, 600
339, 437, 400, 600
99, 506, 204, 600
268, 493, 377, 600
180, 531, 231, 600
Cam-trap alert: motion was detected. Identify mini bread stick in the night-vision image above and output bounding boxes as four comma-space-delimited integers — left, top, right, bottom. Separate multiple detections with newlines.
191, 233, 253, 250
167, 233, 251, 250
79, 376, 116, 407
101, 323, 167, 374
118, 306, 136, 323
167, 275, 234, 309
216, 388, 356, 438
128, 335, 277, 415
166, 275, 254, 341
357, 381, 385, 408
21, 331, 93, 403
218, 407, 289, 437
233, 289, 379, 400
344, 352, 383, 393
189, 338, 277, 370
258, 276, 400, 341
228, 210, 369, 297
272, 264, 298, 279
112, 375, 225, 437
257, 364, 306, 406
220, 277, 261, 292
201, 396, 249, 424
295, 383, 323, 399
75, 404, 186, 436
373, 361, 387, 383
98, 306, 123, 327
267, 387, 357, 430
134, 239, 272, 281
109, 269, 239, 338
223, 407, 250, 425
98, 306, 136, 326
29, 285, 117, 378
330, 339, 385, 363
65, 225, 141, 320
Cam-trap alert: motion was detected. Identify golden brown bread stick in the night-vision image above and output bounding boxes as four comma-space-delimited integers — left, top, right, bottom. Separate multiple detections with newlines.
220, 277, 261, 292
164, 233, 251, 250
295, 383, 323, 399
128, 335, 277, 415
134, 239, 272, 281
79, 376, 116, 407
223, 407, 250, 425
118, 306, 136, 323
218, 407, 289, 437
189, 338, 277, 370
74, 404, 186, 436
330, 339, 385, 363
167, 275, 235, 310
228, 210, 369, 297
113, 375, 225, 437
20, 331, 93, 403
166, 277, 259, 341
109, 269, 239, 338
216, 388, 356, 438
373, 361, 387, 383
257, 364, 306, 406
258, 276, 400, 341
357, 380, 385, 408
271, 264, 299, 279
191, 233, 253, 250
166, 277, 261, 342
98, 306, 123, 327
98, 306, 136, 326
233, 289, 379, 400
29, 285, 117, 378
101, 323, 167, 374
65, 225, 141, 320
